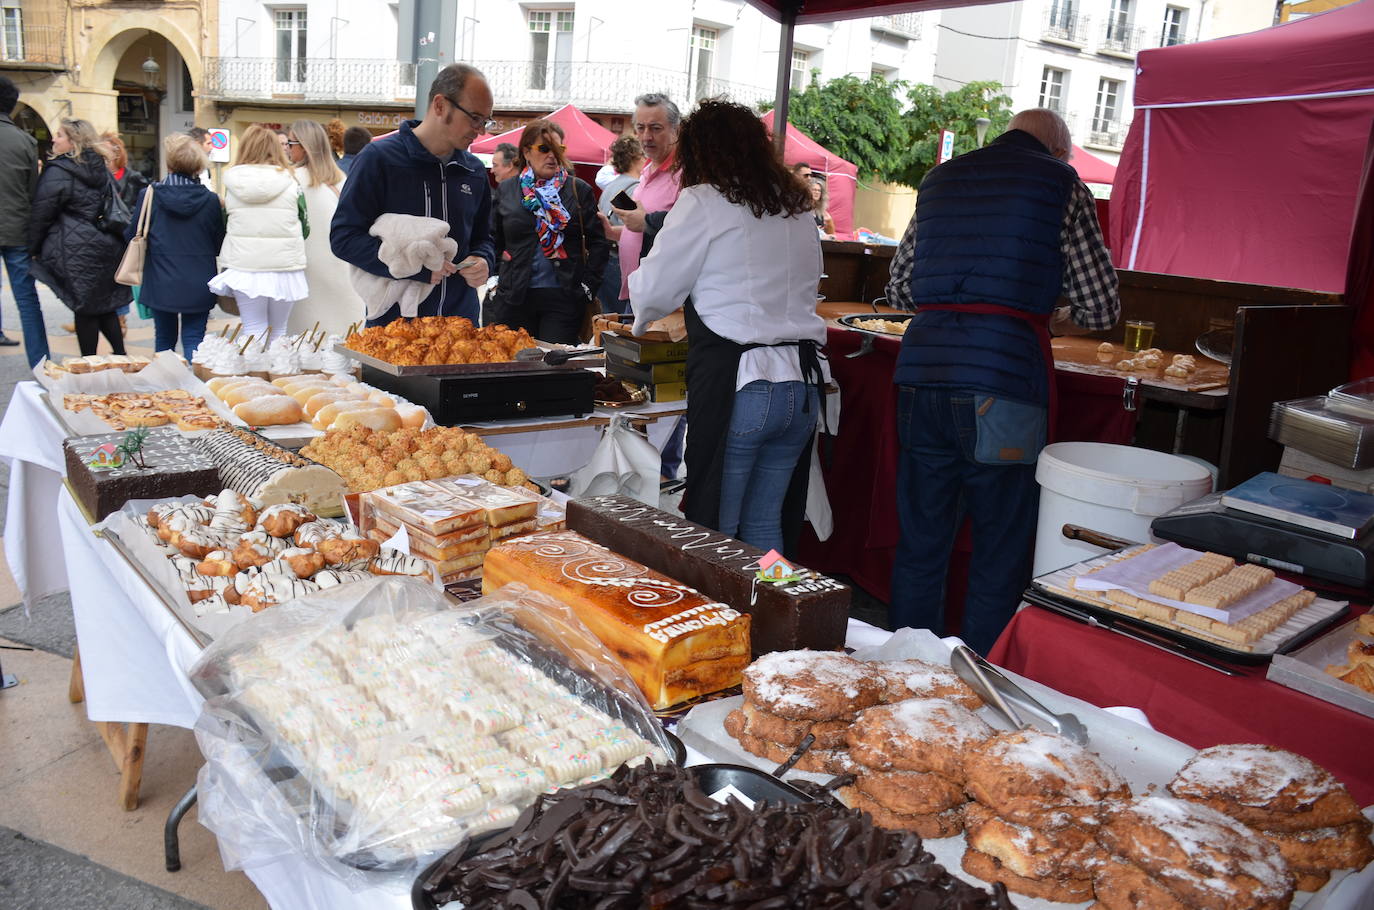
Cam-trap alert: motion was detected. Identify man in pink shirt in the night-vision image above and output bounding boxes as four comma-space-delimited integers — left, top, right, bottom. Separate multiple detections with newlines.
612, 93, 683, 307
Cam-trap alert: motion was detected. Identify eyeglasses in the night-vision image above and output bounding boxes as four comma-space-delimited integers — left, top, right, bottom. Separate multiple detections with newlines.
445, 95, 498, 133
533, 143, 567, 155
285, 140, 302, 147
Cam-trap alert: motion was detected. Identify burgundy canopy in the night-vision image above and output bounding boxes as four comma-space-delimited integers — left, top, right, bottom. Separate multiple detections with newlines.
1070, 144, 1116, 185
746, 0, 1005, 24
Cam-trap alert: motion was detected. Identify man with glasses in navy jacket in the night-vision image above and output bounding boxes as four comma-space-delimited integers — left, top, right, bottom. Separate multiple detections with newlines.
331, 63, 496, 325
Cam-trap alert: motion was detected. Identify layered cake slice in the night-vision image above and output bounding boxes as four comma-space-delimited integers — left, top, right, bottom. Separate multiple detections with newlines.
483, 530, 751, 710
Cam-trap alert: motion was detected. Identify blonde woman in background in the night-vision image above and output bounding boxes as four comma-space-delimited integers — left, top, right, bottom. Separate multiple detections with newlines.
27, 118, 131, 354
285, 119, 365, 335
209, 123, 308, 343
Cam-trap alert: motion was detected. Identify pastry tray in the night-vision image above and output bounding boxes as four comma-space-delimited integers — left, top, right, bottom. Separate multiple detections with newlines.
1268, 615, 1374, 719
334, 343, 590, 377
1029, 545, 1350, 665
836, 313, 912, 338
189, 606, 681, 875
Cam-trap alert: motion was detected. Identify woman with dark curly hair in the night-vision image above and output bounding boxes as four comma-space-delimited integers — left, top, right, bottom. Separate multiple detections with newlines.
628, 100, 828, 553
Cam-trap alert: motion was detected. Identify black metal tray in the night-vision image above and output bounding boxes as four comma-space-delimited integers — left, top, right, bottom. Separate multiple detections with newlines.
1023, 581, 1349, 667
836, 313, 913, 338
335, 343, 591, 377
409, 754, 772, 910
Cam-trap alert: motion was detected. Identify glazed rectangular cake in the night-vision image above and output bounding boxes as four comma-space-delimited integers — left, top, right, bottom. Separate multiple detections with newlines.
63, 429, 221, 521
483, 530, 751, 710
565, 494, 849, 656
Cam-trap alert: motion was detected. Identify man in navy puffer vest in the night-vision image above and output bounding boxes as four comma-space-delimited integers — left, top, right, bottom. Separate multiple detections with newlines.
885, 109, 1119, 653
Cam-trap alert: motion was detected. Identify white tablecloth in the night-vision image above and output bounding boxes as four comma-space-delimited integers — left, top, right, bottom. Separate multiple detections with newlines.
1, 381, 72, 607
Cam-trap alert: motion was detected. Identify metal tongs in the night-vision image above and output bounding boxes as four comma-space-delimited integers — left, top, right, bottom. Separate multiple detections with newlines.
514, 346, 604, 365
950, 645, 1090, 745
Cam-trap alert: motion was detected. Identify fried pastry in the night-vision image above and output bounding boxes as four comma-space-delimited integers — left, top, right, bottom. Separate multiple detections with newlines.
872, 658, 983, 709
846, 698, 994, 781
840, 787, 964, 839
740, 650, 886, 722
962, 728, 1129, 827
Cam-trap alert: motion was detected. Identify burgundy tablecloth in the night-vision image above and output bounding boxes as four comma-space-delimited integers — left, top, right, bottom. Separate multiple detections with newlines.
801, 326, 1139, 615
988, 605, 1374, 806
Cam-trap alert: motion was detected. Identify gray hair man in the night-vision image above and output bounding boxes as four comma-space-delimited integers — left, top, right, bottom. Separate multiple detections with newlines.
490, 142, 519, 183
884, 106, 1120, 653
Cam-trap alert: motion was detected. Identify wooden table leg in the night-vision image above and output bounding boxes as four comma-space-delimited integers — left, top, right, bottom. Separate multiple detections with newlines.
96, 721, 148, 811
68, 644, 84, 704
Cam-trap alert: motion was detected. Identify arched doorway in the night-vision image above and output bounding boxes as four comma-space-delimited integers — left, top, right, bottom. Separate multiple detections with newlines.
11, 102, 52, 159
105, 32, 198, 178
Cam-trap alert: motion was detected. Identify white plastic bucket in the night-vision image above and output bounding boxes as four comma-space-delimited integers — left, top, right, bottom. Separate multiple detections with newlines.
1033, 442, 1214, 575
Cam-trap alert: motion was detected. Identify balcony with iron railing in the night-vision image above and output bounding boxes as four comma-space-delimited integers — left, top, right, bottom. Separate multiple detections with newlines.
199, 57, 775, 113
1042, 8, 1090, 46
1087, 120, 1127, 149
199, 57, 417, 105
1041, 103, 1077, 131
1098, 22, 1146, 58
473, 60, 775, 112
873, 13, 922, 39
0, 22, 66, 69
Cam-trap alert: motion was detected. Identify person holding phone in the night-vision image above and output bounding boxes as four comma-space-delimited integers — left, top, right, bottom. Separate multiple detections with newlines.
595, 136, 644, 315
483, 119, 607, 344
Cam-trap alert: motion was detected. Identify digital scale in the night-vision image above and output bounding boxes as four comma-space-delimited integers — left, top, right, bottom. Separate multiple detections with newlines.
1151, 491, 1374, 590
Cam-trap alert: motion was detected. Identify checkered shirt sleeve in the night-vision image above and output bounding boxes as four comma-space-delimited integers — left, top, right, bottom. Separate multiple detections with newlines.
884, 211, 920, 312
1060, 181, 1120, 331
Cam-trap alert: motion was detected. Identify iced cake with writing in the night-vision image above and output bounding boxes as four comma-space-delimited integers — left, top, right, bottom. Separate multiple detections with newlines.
483, 530, 750, 710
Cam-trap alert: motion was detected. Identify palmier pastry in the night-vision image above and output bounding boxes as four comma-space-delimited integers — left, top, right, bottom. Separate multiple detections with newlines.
369, 551, 433, 580
316, 535, 380, 566
257, 503, 317, 538
233, 530, 291, 569
873, 658, 983, 710
278, 547, 326, 579
1168, 743, 1366, 832
196, 549, 238, 577
1096, 795, 1293, 910
846, 698, 993, 782
962, 728, 1129, 827
740, 650, 886, 722
294, 519, 345, 548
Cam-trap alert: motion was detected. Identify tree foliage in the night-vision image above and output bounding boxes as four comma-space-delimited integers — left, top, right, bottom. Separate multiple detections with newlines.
893, 81, 1014, 187
777, 73, 910, 183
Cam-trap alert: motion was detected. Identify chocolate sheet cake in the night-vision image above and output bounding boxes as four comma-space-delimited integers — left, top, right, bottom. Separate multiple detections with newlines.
566, 494, 849, 656
64, 428, 221, 521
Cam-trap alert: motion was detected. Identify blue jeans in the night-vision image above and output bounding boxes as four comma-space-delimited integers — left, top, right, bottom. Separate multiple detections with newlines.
718, 380, 818, 552
660, 415, 687, 480
151, 309, 210, 359
890, 385, 1043, 655
1, 245, 49, 367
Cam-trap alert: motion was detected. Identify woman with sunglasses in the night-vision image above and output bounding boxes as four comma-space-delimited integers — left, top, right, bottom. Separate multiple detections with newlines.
484, 119, 607, 344
284, 119, 365, 335
628, 100, 829, 554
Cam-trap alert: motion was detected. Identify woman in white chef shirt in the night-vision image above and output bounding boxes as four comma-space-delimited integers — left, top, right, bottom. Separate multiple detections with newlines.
628, 99, 828, 553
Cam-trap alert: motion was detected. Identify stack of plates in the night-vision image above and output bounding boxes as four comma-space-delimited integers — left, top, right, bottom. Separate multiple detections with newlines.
1269, 394, 1374, 469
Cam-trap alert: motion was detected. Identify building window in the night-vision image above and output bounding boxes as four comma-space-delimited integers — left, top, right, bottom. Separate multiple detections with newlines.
791, 49, 810, 91
528, 9, 574, 91
872, 64, 896, 82
274, 9, 307, 85
1039, 67, 1067, 112
1048, 0, 1075, 31
1105, 0, 1132, 42
1161, 6, 1187, 45
690, 25, 717, 100
1093, 77, 1122, 132
1, 4, 23, 61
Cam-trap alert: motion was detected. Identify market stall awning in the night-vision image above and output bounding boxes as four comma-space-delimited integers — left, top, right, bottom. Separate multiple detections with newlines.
470, 103, 617, 166
759, 110, 859, 236
1110, 1, 1374, 294
746, 0, 1011, 24
1070, 144, 1116, 185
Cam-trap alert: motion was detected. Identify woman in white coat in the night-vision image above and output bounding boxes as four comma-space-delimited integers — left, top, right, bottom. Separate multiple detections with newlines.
286, 119, 365, 336
209, 124, 308, 343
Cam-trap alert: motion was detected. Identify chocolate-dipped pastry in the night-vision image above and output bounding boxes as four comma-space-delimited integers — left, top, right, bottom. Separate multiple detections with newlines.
566, 494, 848, 656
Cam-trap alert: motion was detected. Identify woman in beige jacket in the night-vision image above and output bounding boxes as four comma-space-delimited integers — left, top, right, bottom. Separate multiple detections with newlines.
285, 119, 365, 336
208, 124, 308, 343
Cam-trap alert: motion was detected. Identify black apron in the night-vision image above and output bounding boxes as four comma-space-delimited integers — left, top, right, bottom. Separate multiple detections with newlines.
681, 298, 827, 558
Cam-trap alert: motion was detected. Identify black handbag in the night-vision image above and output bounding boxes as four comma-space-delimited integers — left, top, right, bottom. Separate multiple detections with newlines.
95, 177, 132, 236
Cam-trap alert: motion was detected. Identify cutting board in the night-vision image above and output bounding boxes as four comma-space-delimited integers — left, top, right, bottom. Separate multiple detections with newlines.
1052, 336, 1230, 392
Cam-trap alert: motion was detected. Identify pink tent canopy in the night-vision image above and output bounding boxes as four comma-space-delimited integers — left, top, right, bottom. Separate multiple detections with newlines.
471, 103, 618, 166
759, 110, 859, 235
1070, 144, 1115, 185
1110, 2, 1374, 292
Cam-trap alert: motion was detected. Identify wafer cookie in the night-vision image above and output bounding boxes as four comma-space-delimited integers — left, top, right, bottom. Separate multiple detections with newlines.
1148, 553, 1235, 600
1184, 564, 1275, 609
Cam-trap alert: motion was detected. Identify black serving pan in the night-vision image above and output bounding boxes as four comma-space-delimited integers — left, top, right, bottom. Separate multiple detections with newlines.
836, 312, 913, 338
410, 751, 785, 910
